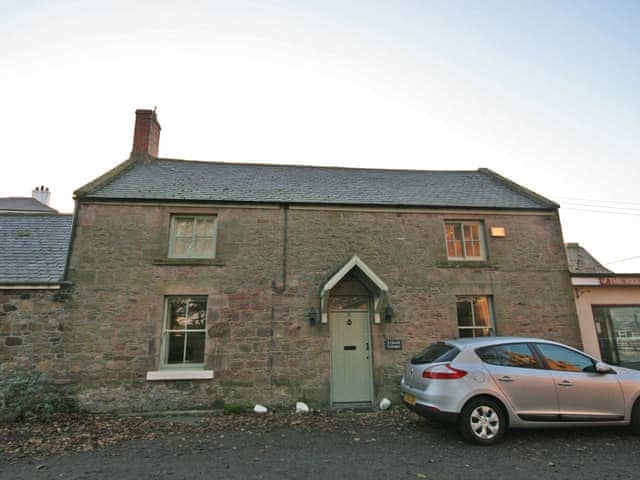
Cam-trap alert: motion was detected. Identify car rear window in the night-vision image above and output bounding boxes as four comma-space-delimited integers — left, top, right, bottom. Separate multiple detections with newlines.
410, 343, 460, 365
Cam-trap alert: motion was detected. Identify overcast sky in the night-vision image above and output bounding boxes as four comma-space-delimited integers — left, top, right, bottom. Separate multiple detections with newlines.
2, 0, 639, 271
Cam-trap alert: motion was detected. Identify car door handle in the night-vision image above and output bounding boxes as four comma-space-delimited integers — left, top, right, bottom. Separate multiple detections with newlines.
558, 380, 573, 387
498, 376, 513, 382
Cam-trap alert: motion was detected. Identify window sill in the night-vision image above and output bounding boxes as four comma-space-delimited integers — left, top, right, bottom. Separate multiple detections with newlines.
437, 260, 497, 269
146, 370, 214, 381
152, 258, 225, 266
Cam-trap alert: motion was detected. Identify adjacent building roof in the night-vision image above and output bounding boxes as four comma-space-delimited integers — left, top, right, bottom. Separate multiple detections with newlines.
0, 214, 73, 285
0, 197, 58, 214
77, 157, 558, 210
565, 243, 613, 275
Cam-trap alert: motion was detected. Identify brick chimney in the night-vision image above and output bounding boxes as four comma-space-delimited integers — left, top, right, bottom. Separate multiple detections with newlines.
132, 109, 161, 157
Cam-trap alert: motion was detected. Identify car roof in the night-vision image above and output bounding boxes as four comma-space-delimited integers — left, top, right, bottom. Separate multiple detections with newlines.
444, 336, 561, 349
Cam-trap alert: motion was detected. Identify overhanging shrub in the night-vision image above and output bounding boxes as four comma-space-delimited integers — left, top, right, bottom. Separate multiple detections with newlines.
0, 367, 78, 422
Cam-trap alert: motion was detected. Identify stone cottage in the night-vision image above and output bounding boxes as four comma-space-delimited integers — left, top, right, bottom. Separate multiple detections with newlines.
5, 109, 581, 412
62, 109, 582, 411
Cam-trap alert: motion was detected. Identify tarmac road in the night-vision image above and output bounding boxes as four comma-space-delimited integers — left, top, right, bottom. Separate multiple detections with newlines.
2, 417, 639, 480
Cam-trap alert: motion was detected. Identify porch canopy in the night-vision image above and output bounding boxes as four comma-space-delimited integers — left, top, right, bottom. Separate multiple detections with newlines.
320, 255, 389, 324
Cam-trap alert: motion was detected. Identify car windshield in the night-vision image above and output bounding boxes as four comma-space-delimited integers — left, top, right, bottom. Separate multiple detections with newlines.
411, 343, 460, 365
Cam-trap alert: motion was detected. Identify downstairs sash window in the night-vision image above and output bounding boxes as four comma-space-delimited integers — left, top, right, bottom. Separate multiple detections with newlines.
161, 296, 207, 368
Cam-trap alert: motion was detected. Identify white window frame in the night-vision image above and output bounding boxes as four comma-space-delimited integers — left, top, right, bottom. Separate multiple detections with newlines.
456, 295, 495, 337
444, 221, 486, 261
168, 215, 217, 259
160, 296, 208, 370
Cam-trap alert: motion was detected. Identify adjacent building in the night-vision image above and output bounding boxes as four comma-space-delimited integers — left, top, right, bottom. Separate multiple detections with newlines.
0, 189, 73, 373
567, 243, 640, 370
0, 187, 57, 215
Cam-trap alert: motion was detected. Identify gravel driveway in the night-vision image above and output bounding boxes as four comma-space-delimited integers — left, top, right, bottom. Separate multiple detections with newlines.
2, 409, 639, 480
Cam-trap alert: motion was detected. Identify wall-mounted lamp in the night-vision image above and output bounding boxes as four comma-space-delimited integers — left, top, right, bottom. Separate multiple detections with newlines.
490, 226, 506, 238
308, 307, 318, 326
384, 305, 394, 322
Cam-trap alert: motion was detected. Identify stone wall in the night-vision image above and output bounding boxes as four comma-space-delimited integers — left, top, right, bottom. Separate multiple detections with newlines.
20, 201, 580, 412
0, 288, 71, 375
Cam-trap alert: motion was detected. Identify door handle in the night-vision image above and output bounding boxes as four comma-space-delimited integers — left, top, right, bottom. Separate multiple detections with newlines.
498, 376, 513, 382
365, 342, 369, 351
558, 380, 573, 387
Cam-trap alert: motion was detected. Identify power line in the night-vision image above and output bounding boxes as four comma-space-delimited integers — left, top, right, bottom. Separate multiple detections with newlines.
561, 202, 640, 212
561, 207, 640, 217
605, 255, 640, 265
554, 195, 640, 207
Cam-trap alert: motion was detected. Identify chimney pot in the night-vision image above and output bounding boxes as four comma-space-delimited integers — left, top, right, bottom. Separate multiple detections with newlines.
32, 186, 51, 205
132, 109, 161, 157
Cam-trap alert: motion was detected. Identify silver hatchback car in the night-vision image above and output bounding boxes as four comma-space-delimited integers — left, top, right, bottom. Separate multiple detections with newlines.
401, 337, 640, 445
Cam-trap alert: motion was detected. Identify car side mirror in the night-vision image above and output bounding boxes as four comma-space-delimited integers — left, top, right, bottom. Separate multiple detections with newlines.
595, 361, 615, 374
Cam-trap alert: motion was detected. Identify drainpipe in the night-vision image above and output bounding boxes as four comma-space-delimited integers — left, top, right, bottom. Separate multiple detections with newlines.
269, 203, 289, 402
281, 204, 288, 291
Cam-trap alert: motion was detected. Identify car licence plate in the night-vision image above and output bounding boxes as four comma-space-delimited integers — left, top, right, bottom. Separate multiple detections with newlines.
403, 393, 416, 405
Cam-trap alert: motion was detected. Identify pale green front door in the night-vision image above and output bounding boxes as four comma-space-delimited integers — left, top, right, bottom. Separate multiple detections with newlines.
330, 310, 373, 404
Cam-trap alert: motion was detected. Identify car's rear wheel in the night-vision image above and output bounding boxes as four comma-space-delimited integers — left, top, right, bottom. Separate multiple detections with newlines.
632, 399, 640, 435
459, 397, 506, 445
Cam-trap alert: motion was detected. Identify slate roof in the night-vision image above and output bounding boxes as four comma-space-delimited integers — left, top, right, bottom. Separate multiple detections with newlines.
0, 214, 73, 284
0, 197, 58, 213
79, 158, 557, 210
566, 243, 613, 275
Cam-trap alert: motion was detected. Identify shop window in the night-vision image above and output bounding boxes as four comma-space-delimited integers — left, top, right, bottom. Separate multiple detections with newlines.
593, 306, 640, 370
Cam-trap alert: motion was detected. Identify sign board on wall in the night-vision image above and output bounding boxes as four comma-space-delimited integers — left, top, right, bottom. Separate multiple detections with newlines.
599, 277, 640, 286
384, 339, 403, 350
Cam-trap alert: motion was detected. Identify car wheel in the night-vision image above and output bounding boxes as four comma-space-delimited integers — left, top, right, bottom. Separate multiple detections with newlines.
459, 397, 506, 445
632, 399, 640, 436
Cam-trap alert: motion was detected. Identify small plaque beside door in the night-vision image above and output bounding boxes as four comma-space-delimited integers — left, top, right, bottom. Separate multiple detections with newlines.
384, 339, 403, 350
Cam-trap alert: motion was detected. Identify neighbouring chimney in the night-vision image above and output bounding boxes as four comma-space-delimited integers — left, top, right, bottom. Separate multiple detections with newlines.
32, 185, 51, 205
132, 108, 161, 157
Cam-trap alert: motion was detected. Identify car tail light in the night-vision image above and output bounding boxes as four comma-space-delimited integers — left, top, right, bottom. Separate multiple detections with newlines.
422, 363, 467, 379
